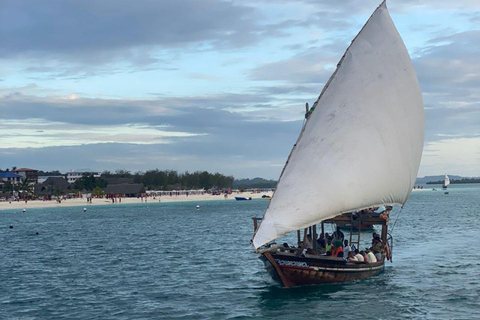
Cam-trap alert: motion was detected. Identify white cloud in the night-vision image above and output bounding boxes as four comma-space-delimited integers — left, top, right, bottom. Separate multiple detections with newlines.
419, 137, 480, 176
0, 119, 201, 148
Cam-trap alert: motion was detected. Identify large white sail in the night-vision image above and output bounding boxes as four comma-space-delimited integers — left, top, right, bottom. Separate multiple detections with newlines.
253, 1, 425, 249
443, 175, 450, 188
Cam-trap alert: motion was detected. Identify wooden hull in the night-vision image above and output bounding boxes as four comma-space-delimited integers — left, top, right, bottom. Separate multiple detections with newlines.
260, 251, 384, 288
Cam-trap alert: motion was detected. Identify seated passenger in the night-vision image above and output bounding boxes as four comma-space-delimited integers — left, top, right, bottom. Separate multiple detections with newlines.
317, 233, 326, 254
366, 249, 377, 263
305, 234, 313, 250
325, 238, 333, 253
347, 251, 358, 262
331, 239, 344, 257
351, 243, 357, 252
360, 250, 370, 263
343, 240, 352, 258
354, 249, 364, 262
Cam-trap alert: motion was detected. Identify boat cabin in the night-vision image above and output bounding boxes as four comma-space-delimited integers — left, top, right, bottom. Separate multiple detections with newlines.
254, 208, 390, 255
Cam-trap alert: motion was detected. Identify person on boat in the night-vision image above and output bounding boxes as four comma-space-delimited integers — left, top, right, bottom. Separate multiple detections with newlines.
347, 251, 358, 262
325, 237, 333, 254
305, 234, 313, 250
370, 233, 384, 260
331, 239, 344, 257
354, 249, 364, 262
360, 250, 369, 263
332, 227, 344, 242
316, 233, 326, 254
366, 249, 377, 263
305, 102, 315, 119
343, 239, 352, 258
372, 232, 381, 243
351, 243, 357, 252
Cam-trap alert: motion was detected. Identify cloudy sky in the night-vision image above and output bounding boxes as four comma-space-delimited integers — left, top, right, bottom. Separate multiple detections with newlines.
0, 0, 479, 179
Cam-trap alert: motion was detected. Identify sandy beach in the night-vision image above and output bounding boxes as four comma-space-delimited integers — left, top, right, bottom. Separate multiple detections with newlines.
0, 191, 273, 211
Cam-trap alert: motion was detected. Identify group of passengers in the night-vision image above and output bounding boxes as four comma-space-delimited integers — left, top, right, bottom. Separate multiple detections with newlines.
302, 228, 384, 263
346, 232, 384, 263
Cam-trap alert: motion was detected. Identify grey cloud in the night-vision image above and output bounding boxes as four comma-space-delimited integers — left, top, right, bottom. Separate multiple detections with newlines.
253, 84, 319, 96
0, 89, 304, 136
425, 104, 480, 142
0, 85, 305, 178
415, 31, 480, 98
0, 0, 261, 64
249, 49, 336, 84
0, 119, 301, 179
413, 31, 480, 141
0, 95, 159, 126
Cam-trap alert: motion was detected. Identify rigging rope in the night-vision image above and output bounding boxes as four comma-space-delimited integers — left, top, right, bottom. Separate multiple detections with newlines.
390, 208, 403, 234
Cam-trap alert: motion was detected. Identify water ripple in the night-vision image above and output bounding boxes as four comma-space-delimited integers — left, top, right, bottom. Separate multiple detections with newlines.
1, 186, 480, 319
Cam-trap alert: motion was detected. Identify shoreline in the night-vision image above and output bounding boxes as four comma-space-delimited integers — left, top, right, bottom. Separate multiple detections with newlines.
0, 191, 273, 212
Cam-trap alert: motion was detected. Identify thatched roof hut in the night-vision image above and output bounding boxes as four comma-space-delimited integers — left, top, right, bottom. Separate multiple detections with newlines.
103, 183, 144, 197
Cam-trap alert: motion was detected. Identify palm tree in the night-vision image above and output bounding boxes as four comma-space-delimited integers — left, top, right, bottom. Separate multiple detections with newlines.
20, 178, 34, 200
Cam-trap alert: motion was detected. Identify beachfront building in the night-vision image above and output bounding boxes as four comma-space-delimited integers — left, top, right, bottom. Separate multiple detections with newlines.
0, 172, 23, 187
67, 171, 100, 184
13, 168, 39, 185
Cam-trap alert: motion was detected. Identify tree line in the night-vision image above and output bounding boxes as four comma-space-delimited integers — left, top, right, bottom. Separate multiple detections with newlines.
102, 169, 234, 190
426, 178, 480, 184
1, 167, 238, 192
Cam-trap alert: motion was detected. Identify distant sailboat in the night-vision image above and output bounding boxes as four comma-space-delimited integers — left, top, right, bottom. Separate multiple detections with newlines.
443, 175, 450, 189
443, 174, 450, 194
251, 0, 424, 287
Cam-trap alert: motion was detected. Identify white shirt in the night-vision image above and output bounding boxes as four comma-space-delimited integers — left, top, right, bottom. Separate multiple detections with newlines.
343, 245, 352, 258
367, 251, 377, 263
354, 253, 364, 262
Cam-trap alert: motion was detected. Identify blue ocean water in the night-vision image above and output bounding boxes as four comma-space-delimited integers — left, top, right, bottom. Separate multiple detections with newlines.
1, 184, 479, 319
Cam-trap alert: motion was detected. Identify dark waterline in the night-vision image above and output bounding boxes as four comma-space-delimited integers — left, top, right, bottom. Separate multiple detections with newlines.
1, 184, 479, 319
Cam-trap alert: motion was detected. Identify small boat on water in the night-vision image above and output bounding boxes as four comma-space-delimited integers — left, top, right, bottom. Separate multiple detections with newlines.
250, 1, 424, 287
442, 174, 450, 189
235, 197, 252, 201
443, 174, 450, 194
